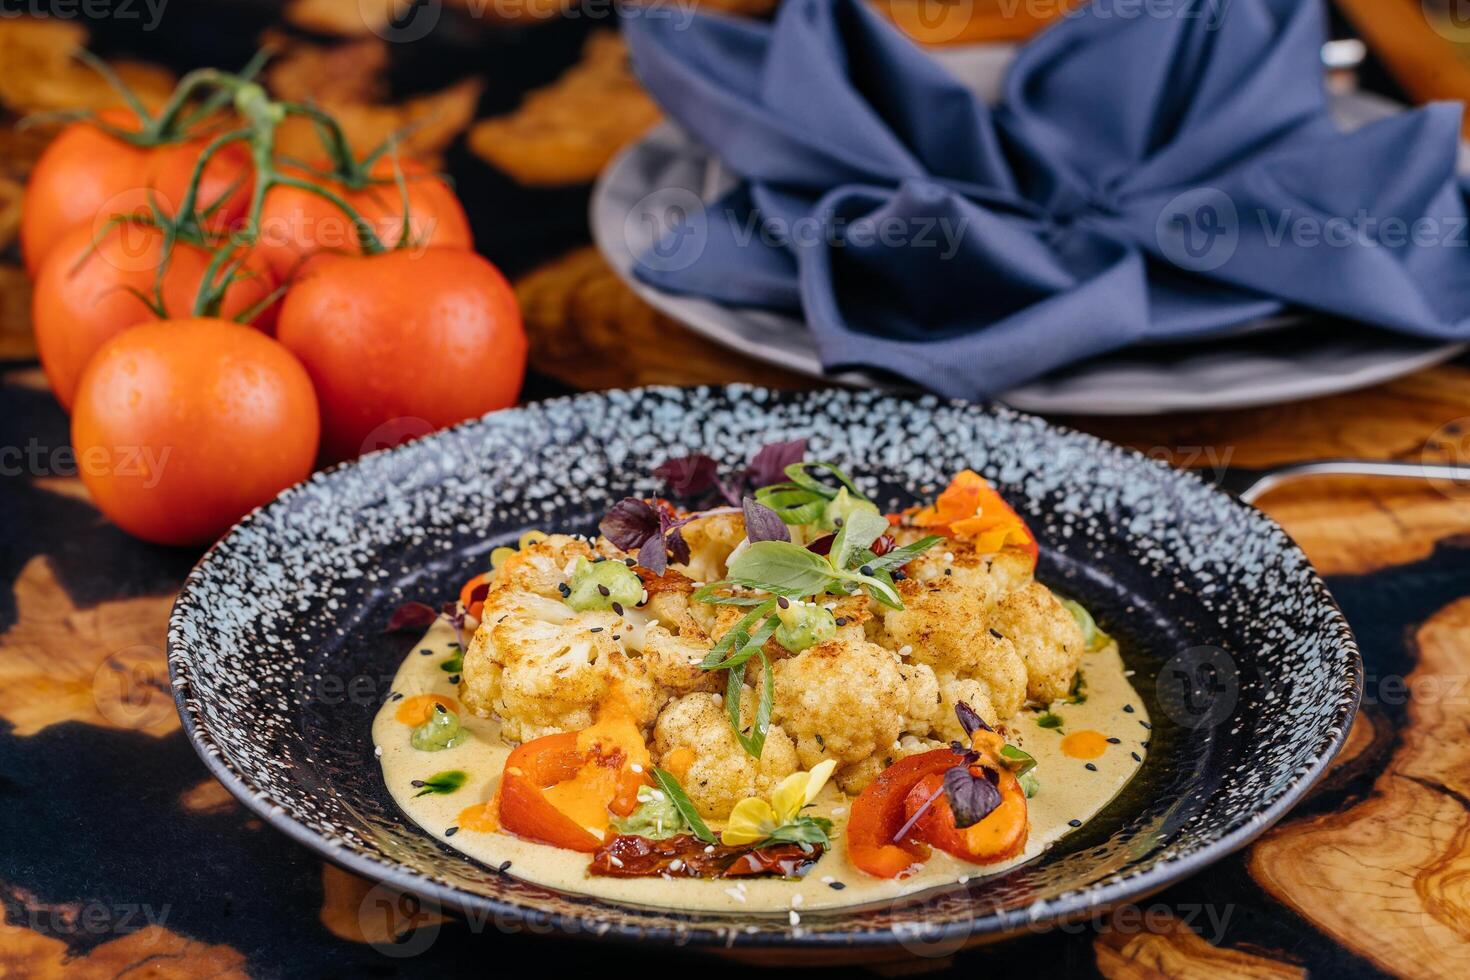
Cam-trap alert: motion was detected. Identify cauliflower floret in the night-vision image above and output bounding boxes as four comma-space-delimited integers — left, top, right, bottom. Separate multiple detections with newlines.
460, 590, 659, 742
652, 691, 798, 818
771, 637, 937, 784
834, 735, 942, 796
881, 577, 1028, 719
674, 511, 747, 584
488, 534, 595, 599
990, 581, 1085, 703
640, 624, 720, 695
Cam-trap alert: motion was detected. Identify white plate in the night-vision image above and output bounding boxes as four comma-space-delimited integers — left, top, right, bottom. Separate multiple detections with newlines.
591, 46, 1466, 415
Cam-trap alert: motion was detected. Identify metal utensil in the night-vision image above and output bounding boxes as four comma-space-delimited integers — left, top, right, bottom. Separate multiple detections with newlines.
1212, 459, 1470, 504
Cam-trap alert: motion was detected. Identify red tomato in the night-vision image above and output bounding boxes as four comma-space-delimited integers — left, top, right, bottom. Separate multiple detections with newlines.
255, 158, 471, 280
276, 247, 526, 461
21, 109, 253, 276
33, 222, 278, 411
71, 318, 319, 546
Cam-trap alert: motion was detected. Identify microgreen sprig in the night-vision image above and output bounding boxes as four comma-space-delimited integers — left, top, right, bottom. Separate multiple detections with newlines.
693, 460, 943, 759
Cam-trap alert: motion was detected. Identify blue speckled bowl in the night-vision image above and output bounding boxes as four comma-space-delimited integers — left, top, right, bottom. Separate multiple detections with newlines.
167, 386, 1361, 953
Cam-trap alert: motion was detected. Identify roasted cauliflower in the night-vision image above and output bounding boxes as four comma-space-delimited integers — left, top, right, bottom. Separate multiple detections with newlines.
652, 691, 799, 818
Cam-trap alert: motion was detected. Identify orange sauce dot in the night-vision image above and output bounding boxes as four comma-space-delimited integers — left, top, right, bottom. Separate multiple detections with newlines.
1061, 730, 1110, 760
456, 802, 500, 833
395, 694, 459, 727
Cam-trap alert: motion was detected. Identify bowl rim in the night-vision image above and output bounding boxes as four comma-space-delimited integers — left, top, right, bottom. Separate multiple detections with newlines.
167, 384, 1363, 949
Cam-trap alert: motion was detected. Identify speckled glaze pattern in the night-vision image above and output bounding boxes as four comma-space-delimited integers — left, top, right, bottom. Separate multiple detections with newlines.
168, 386, 1361, 949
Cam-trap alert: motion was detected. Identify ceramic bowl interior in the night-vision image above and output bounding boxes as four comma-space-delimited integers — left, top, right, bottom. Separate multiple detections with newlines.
168, 385, 1360, 950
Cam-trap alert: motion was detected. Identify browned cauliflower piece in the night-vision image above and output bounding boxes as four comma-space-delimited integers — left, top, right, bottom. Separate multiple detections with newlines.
652, 691, 799, 818
990, 580, 1085, 703
835, 735, 943, 796
934, 674, 999, 741
674, 511, 747, 584
460, 590, 660, 742
880, 576, 1028, 719
488, 534, 596, 599
770, 637, 941, 788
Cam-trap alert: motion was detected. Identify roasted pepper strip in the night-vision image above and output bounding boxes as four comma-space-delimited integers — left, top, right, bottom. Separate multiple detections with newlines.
846, 749, 956, 879
497, 732, 604, 852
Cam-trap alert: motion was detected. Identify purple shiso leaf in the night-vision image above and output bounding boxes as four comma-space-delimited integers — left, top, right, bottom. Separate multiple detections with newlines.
600, 497, 660, 551
743, 497, 790, 543
654, 454, 720, 497
666, 527, 692, 566
943, 765, 1002, 829
385, 601, 438, 632
954, 700, 992, 737
747, 438, 807, 489
637, 534, 668, 575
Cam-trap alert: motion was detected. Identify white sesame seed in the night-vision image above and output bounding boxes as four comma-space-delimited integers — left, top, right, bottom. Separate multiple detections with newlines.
958, 875, 969, 884
943, 551, 954, 562
630, 763, 643, 773
669, 859, 684, 871
898, 645, 913, 657
788, 910, 801, 926
820, 876, 835, 884
648, 789, 665, 801
712, 693, 723, 705
609, 855, 624, 867
832, 807, 847, 816
725, 887, 747, 903
705, 844, 716, 853
373, 745, 382, 757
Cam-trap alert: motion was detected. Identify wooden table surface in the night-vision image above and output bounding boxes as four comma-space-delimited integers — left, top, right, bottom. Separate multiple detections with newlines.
4, 3, 1470, 978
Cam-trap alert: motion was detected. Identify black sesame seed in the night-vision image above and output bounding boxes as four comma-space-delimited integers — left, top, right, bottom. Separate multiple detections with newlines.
1106, 737, 1121, 744
498, 860, 513, 873
446, 827, 459, 837
892, 570, 906, 580
558, 583, 571, 596
988, 628, 1004, 640
777, 596, 790, 609
944, 568, 953, 576
389, 692, 404, 701
828, 881, 846, 891
859, 565, 874, 576
612, 602, 624, 616
624, 558, 637, 567
1139, 720, 1152, 730
1142, 741, 1150, 749
1131, 752, 1141, 762
1084, 762, 1098, 772
1067, 819, 1082, 828
598, 584, 611, 597
592, 556, 606, 563
433, 702, 446, 714
419, 649, 433, 656
590, 627, 604, 633
835, 617, 847, 626
410, 780, 425, 787
448, 675, 460, 684
1122, 704, 1135, 713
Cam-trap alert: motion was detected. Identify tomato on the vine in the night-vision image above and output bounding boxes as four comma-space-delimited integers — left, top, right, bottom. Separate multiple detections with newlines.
21, 109, 253, 276
33, 222, 278, 410
255, 157, 471, 280
276, 247, 526, 461
71, 318, 319, 546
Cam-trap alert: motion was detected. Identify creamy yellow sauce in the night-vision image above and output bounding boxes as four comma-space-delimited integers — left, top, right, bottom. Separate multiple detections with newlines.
374, 619, 1149, 912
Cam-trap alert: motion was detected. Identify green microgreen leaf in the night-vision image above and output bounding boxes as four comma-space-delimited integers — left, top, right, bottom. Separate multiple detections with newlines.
752, 484, 829, 525
439, 653, 464, 673
691, 582, 771, 606
761, 814, 833, 849
829, 509, 889, 570
864, 535, 945, 573
411, 769, 467, 797
725, 542, 837, 598
650, 767, 716, 844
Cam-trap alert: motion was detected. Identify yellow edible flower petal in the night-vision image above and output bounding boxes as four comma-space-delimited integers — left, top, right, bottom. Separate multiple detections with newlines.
721, 797, 776, 846
769, 772, 810, 825
803, 759, 837, 804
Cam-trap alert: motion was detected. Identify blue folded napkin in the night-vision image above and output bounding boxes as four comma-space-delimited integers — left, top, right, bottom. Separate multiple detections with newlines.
623, 0, 1470, 399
